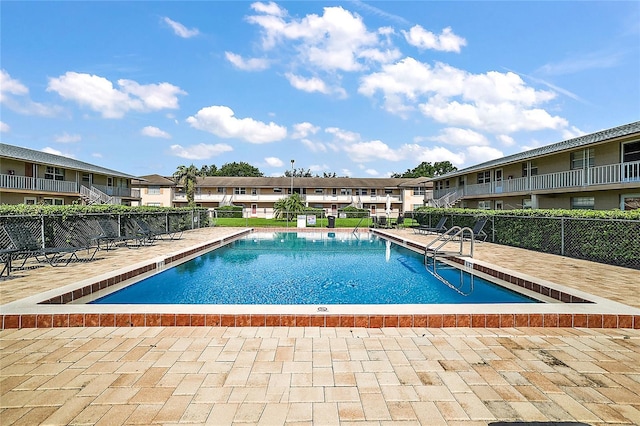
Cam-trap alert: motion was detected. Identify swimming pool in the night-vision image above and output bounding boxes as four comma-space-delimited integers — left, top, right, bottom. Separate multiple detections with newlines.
92, 232, 537, 305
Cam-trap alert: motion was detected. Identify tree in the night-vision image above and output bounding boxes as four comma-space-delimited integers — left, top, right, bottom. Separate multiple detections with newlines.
216, 162, 263, 177
172, 164, 200, 206
284, 168, 313, 178
199, 164, 218, 176
391, 161, 457, 178
273, 193, 306, 220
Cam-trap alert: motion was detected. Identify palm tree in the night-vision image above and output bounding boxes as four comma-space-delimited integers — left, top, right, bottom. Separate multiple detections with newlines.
273, 193, 306, 220
173, 164, 200, 206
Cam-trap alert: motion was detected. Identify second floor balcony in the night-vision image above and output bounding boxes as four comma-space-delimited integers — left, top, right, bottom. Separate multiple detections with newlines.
433, 160, 640, 199
1, 174, 78, 194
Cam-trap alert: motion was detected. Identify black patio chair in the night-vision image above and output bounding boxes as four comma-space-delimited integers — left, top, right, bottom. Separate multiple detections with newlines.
96, 218, 129, 250
4, 222, 87, 268
391, 214, 405, 229
414, 217, 448, 235
470, 217, 488, 242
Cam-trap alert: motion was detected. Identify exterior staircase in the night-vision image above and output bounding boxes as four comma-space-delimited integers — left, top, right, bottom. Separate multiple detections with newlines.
433, 189, 464, 208
80, 185, 113, 205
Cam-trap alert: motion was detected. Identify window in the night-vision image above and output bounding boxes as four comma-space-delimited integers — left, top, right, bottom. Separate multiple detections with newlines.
384, 189, 393, 194
217, 187, 225, 193
413, 187, 426, 196
148, 186, 161, 195
81, 173, 91, 183
234, 187, 246, 195
621, 194, 640, 211
495, 200, 504, 210
623, 141, 640, 163
477, 200, 491, 209
23, 197, 37, 205
314, 188, 323, 194
340, 188, 350, 195
251, 188, 258, 195
477, 171, 491, 184
45, 166, 64, 181
357, 188, 368, 195
571, 149, 594, 170
370, 189, 377, 196
107, 177, 113, 186
571, 196, 595, 210
522, 198, 532, 209
146, 202, 161, 207
522, 161, 538, 177
43, 198, 64, 205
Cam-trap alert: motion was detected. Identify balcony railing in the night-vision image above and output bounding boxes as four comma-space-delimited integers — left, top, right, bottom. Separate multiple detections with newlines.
92, 184, 139, 198
433, 160, 640, 200
1, 174, 78, 194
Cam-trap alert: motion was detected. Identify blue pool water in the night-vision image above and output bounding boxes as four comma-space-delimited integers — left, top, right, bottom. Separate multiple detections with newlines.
92, 232, 537, 305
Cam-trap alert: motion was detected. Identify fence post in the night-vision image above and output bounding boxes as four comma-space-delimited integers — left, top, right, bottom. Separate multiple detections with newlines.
40, 216, 45, 249
191, 210, 194, 230
560, 217, 565, 256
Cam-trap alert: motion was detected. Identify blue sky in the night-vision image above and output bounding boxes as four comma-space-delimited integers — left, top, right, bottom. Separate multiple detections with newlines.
1, 1, 639, 178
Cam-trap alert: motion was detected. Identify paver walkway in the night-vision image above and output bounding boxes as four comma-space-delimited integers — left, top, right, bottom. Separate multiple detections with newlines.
2, 227, 639, 424
1, 326, 639, 425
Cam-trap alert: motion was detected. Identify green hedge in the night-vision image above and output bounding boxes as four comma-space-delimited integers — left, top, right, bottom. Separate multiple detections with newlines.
215, 205, 244, 218
412, 207, 640, 269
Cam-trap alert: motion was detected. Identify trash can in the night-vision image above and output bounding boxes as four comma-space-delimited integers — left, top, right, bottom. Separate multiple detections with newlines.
327, 215, 336, 228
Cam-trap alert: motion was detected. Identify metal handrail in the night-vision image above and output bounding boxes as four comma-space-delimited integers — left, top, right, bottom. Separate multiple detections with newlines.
425, 226, 475, 258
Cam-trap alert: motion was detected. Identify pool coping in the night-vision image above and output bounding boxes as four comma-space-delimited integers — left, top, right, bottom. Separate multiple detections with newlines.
1, 227, 639, 329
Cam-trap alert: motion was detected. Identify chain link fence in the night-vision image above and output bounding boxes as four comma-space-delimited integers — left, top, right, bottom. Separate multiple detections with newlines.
407, 211, 640, 270
0, 209, 210, 252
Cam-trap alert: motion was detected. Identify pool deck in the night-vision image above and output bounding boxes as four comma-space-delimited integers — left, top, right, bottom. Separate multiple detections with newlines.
1, 227, 640, 424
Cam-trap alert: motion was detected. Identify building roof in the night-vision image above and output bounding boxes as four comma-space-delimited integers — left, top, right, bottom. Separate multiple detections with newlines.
195, 176, 417, 189
132, 174, 175, 186
1, 143, 138, 179
434, 121, 640, 179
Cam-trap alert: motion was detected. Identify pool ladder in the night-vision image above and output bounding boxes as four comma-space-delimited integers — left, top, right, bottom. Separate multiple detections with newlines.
424, 227, 476, 296
424, 226, 475, 262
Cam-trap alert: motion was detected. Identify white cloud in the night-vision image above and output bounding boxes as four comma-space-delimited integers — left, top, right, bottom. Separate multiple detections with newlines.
1, 69, 60, 116
428, 127, 490, 146
0, 121, 9, 132
309, 164, 330, 172
0, 69, 28, 96
365, 168, 379, 176
285, 73, 330, 94
264, 156, 283, 167
561, 125, 586, 140
169, 143, 233, 160
342, 140, 405, 162
464, 146, 504, 165
225, 52, 270, 71
497, 134, 515, 146
292, 122, 320, 139
54, 132, 81, 143
41, 147, 75, 158
402, 25, 467, 53
47, 72, 186, 119
163, 17, 200, 38
360, 57, 569, 134
247, 4, 397, 72
92, 153, 103, 158
341, 168, 352, 177
301, 139, 327, 153
187, 105, 287, 143
141, 126, 171, 139
404, 144, 466, 167
325, 127, 361, 143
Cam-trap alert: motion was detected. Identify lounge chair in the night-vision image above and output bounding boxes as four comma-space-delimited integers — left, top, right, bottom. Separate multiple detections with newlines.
414, 217, 448, 234
377, 216, 389, 228
369, 216, 379, 228
4, 222, 92, 268
96, 218, 129, 250
391, 214, 405, 229
470, 217, 488, 242
0, 247, 17, 277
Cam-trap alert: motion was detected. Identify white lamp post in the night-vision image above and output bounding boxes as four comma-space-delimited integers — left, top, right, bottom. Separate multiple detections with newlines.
290, 159, 294, 194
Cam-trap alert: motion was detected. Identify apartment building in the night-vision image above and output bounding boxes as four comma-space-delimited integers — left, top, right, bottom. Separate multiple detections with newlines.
431, 121, 640, 211
0, 143, 140, 205
135, 176, 432, 218
131, 174, 176, 207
